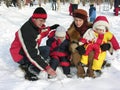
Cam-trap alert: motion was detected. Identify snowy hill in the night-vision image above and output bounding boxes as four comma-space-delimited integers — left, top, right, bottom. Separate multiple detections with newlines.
0, 2, 120, 90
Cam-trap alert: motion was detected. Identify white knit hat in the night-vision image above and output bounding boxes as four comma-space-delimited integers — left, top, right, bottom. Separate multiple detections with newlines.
55, 26, 66, 37
93, 16, 109, 31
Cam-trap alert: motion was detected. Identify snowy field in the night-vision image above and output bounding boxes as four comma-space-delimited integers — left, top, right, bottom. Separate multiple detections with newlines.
0, 2, 120, 90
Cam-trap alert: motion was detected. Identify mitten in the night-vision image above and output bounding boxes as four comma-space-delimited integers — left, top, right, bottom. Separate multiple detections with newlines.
76, 45, 86, 55
49, 24, 60, 30
100, 43, 111, 51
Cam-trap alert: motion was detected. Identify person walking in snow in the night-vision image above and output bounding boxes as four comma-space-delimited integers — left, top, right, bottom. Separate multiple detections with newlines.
52, 0, 57, 10
47, 26, 71, 78
89, 3, 96, 23
70, 0, 80, 15
10, 7, 59, 81
114, 0, 120, 16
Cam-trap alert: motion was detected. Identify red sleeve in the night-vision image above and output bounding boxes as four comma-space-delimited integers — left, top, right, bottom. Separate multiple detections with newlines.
110, 35, 120, 50
40, 27, 51, 38
79, 38, 87, 44
48, 30, 56, 38
66, 32, 70, 40
95, 34, 104, 45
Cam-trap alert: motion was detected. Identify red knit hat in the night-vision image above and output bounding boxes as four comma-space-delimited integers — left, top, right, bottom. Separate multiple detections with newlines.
73, 9, 88, 20
32, 7, 47, 19
93, 16, 109, 31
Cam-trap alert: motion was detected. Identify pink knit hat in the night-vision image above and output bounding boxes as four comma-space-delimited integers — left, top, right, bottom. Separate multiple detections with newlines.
93, 16, 110, 31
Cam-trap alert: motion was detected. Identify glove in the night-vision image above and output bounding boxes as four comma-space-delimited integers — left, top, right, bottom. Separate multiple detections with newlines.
49, 24, 60, 30
100, 43, 111, 51
76, 45, 86, 55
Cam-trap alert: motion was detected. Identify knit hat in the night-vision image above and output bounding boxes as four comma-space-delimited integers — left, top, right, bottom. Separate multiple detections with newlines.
93, 16, 109, 31
73, 9, 88, 20
32, 7, 47, 19
55, 26, 66, 37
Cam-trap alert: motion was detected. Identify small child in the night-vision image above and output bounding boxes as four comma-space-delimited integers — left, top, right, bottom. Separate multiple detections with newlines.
47, 26, 71, 78
78, 24, 110, 66
89, 4, 96, 23
77, 16, 120, 76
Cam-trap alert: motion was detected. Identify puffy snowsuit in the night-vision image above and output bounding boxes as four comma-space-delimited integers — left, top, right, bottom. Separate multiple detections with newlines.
47, 30, 71, 75
81, 16, 120, 71
81, 31, 120, 70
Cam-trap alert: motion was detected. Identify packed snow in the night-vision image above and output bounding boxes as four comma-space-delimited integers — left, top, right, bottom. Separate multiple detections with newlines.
0, 2, 120, 90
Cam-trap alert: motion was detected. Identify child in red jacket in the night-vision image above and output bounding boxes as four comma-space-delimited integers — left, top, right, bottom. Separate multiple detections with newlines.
47, 26, 71, 78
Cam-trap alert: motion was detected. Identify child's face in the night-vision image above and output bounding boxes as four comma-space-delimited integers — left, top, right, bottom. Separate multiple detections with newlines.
56, 36, 65, 41
95, 28, 105, 34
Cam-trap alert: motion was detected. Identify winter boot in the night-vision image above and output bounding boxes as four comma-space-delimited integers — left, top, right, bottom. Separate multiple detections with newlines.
19, 64, 39, 81
77, 62, 85, 78
86, 69, 95, 78
66, 74, 73, 78
25, 71, 39, 81
102, 61, 111, 68
94, 70, 102, 78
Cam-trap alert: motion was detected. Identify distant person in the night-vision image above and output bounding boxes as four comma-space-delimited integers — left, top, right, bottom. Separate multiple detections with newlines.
10, 7, 59, 81
70, 0, 80, 15
69, 3, 72, 15
89, 4, 96, 23
52, 0, 57, 10
114, 0, 120, 16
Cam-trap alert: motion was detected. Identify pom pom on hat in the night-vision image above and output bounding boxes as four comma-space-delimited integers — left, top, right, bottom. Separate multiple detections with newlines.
93, 16, 109, 31
55, 26, 66, 37
32, 7, 47, 19
73, 9, 88, 20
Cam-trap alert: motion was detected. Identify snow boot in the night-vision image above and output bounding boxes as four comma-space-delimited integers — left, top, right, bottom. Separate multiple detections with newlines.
86, 69, 95, 78
25, 71, 38, 81
102, 61, 111, 68
19, 64, 39, 81
77, 63, 85, 78
94, 70, 102, 77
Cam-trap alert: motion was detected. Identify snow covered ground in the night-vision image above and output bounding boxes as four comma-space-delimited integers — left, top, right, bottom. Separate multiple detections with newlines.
0, 2, 120, 90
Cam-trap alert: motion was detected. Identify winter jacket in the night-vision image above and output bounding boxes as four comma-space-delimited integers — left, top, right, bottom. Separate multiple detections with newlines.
67, 22, 93, 43
89, 6, 96, 22
10, 18, 51, 71
114, 0, 120, 8
47, 30, 71, 66
81, 31, 120, 70
79, 29, 104, 60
